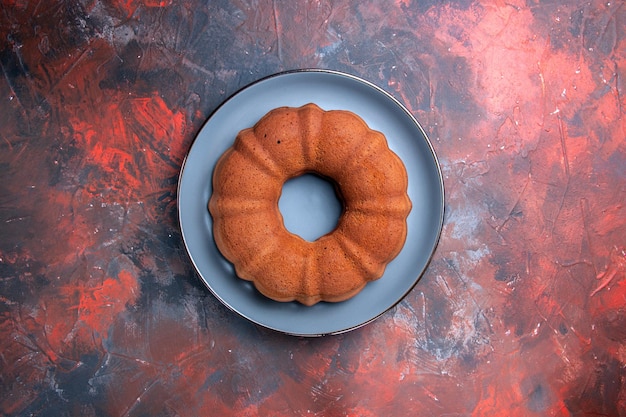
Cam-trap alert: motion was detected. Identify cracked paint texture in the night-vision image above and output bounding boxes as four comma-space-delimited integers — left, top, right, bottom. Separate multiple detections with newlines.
1, 0, 625, 415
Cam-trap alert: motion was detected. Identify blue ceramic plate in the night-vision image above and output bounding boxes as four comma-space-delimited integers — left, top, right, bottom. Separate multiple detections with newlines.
178, 69, 444, 336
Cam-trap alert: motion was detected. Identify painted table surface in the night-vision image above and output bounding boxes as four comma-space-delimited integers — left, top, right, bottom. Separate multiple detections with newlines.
1, 0, 625, 416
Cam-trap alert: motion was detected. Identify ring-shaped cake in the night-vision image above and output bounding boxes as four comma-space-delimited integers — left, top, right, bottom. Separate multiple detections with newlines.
208, 103, 412, 305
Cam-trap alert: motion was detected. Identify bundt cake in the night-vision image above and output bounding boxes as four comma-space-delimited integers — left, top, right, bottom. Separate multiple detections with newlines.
208, 103, 412, 306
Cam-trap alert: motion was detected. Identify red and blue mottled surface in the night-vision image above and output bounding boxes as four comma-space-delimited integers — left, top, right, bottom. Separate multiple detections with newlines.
1, 0, 625, 415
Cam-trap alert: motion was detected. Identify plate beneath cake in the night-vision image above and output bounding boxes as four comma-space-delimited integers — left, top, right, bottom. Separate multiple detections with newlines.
178, 69, 444, 336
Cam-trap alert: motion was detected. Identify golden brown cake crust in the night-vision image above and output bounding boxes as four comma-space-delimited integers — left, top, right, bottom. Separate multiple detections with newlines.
208, 103, 412, 306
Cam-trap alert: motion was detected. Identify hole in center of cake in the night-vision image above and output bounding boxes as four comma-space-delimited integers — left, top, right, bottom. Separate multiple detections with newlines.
279, 173, 342, 242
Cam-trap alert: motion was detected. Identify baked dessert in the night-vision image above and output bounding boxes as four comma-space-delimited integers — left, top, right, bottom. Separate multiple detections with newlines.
208, 103, 412, 306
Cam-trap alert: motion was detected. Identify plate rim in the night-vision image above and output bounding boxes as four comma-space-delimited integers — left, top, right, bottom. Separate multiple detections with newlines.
177, 68, 445, 336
